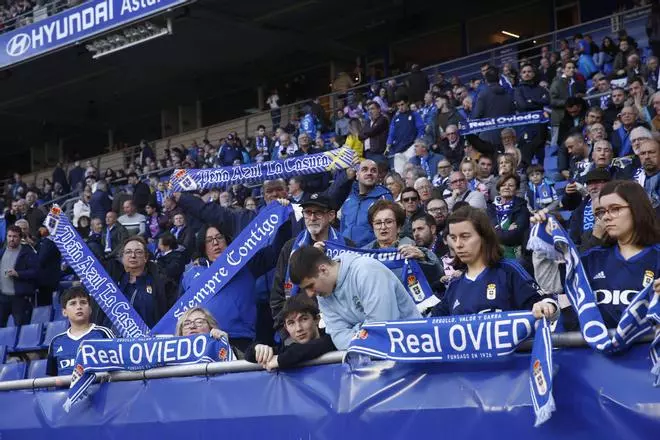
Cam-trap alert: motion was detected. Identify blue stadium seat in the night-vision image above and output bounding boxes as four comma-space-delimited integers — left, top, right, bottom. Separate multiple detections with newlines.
0, 345, 6, 364
6, 315, 15, 327
42, 320, 69, 350
0, 362, 27, 381
30, 306, 53, 324
27, 359, 48, 379
13, 324, 44, 352
0, 327, 18, 348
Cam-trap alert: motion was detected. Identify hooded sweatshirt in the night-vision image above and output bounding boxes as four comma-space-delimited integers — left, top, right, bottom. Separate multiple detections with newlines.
318, 253, 421, 350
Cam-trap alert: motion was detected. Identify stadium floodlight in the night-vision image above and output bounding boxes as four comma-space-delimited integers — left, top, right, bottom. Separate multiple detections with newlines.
85, 18, 173, 59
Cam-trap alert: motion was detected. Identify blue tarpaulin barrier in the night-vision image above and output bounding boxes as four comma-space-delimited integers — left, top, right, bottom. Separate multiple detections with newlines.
0, 345, 657, 439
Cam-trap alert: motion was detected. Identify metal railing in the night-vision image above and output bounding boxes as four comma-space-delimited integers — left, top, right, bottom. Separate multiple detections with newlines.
17, 4, 652, 190
0, 330, 653, 391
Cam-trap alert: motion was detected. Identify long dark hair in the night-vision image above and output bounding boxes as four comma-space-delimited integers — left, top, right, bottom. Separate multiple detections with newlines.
598, 180, 660, 247
194, 224, 233, 261
446, 205, 503, 267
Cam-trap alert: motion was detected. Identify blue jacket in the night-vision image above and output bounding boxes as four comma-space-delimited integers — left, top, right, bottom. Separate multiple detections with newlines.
300, 113, 318, 139
0, 244, 38, 296
408, 151, 443, 177
90, 190, 112, 224
340, 184, 393, 247
386, 111, 425, 154
218, 144, 243, 166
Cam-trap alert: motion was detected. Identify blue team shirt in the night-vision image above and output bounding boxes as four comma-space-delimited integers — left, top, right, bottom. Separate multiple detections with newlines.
47, 324, 114, 376
432, 259, 549, 316
581, 245, 660, 328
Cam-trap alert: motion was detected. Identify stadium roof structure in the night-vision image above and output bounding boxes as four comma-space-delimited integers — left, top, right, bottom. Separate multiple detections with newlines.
0, 0, 532, 162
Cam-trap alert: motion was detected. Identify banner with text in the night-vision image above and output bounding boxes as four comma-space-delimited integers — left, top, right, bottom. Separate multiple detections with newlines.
459, 111, 550, 136
0, 0, 190, 69
168, 147, 355, 192
44, 205, 150, 338
345, 311, 555, 426
152, 202, 292, 334
64, 334, 232, 411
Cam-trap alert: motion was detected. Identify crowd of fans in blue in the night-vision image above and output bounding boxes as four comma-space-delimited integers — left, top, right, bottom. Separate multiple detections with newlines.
1, 20, 660, 379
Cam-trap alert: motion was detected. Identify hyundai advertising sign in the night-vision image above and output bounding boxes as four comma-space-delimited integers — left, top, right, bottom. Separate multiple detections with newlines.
0, 0, 190, 69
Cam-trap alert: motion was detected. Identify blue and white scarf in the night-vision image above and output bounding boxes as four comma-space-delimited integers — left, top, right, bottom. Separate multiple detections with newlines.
153, 202, 292, 334
493, 196, 514, 227
582, 199, 594, 232
325, 242, 437, 310
285, 227, 345, 297
528, 217, 660, 384
64, 334, 233, 412
44, 205, 150, 338
528, 180, 557, 210
169, 147, 355, 192
458, 111, 549, 136
345, 312, 555, 426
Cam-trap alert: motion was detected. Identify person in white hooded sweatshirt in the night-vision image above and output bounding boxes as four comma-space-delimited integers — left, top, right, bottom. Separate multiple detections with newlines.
288, 245, 421, 350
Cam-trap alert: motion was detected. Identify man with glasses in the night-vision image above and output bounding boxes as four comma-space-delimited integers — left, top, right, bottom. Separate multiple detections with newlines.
95, 236, 177, 328
414, 177, 434, 205
385, 93, 425, 174
446, 171, 486, 211
271, 194, 354, 337
400, 187, 423, 239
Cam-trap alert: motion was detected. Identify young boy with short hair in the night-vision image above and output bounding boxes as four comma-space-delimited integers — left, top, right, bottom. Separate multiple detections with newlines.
245, 295, 335, 370
525, 164, 559, 213
46, 286, 114, 376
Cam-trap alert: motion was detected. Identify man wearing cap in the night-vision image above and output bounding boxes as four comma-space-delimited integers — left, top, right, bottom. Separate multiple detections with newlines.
218, 133, 244, 167
561, 167, 611, 248
270, 193, 355, 336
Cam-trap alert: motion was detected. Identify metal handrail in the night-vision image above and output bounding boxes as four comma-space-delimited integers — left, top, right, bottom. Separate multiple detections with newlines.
0, 330, 653, 391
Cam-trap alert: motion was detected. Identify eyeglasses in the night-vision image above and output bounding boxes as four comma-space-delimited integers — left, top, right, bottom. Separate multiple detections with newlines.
123, 249, 145, 257
181, 318, 209, 329
373, 219, 396, 228
303, 209, 328, 218
205, 235, 226, 244
594, 205, 630, 220
402, 197, 419, 202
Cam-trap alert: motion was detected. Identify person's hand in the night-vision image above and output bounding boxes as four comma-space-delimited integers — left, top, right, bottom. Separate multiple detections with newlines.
5, 269, 18, 278
653, 278, 660, 297
509, 223, 518, 230
532, 301, 557, 320
265, 355, 279, 372
530, 208, 549, 224
254, 344, 274, 366
613, 120, 622, 131
565, 182, 578, 194
276, 198, 290, 207
452, 188, 462, 199
313, 241, 326, 252
398, 245, 425, 260
209, 328, 228, 340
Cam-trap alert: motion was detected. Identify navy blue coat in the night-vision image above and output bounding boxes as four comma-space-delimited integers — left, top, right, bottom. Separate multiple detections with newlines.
90, 190, 112, 224
486, 197, 530, 247
37, 238, 61, 290
0, 244, 38, 296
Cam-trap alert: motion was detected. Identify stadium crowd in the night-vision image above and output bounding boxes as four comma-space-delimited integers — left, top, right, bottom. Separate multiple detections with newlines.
0, 0, 83, 33
1, 19, 660, 377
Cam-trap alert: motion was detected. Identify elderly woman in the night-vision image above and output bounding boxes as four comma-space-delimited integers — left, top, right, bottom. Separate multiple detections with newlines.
487, 174, 530, 259
175, 306, 239, 359
364, 199, 443, 282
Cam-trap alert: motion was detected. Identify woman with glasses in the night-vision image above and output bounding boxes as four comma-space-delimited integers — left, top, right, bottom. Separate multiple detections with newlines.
532, 180, 660, 328
176, 307, 238, 359
96, 236, 178, 329
432, 205, 558, 318
487, 173, 530, 259
363, 200, 443, 283
179, 216, 291, 352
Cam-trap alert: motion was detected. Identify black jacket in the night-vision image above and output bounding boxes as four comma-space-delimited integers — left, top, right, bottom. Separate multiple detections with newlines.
486, 197, 530, 247
156, 248, 188, 286
244, 332, 336, 369
132, 182, 152, 212
90, 190, 112, 223
37, 237, 61, 290
473, 84, 515, 120
514, 81, 550, 111
26, 205, 46, 238
358, 115, 389, 154
101, 223, 129, 260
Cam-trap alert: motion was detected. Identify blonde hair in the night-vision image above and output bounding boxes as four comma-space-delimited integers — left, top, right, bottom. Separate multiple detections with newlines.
175, 307, 220, 336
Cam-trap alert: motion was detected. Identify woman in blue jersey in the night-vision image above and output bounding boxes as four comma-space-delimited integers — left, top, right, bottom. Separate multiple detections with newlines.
432, 206, 558, 318
532, 180, 660, 328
